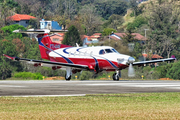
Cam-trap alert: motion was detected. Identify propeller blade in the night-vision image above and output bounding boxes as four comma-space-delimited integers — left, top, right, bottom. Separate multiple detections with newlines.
128, 63, 135, 77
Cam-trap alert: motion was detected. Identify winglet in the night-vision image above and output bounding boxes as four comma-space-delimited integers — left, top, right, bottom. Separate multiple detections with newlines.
171, 55, 176, 59
3, 54, 16, 60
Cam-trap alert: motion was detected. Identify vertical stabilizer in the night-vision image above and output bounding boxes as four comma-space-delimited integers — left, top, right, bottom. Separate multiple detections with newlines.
37, 33, 71, 60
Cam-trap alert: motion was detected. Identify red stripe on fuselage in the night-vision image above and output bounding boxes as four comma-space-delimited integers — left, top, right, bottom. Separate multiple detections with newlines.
49, 57, 128, 70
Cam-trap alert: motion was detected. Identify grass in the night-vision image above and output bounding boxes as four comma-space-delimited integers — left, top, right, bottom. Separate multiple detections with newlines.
0, 93, 180, 119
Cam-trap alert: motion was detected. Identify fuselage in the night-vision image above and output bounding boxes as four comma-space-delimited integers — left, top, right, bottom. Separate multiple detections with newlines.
48, 46, 131, 71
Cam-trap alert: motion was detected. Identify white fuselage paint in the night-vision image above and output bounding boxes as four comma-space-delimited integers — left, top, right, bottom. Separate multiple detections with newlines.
49, 46, 131, 66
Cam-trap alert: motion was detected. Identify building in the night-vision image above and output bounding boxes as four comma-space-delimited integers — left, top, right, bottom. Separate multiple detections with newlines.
8, 14, 36, 27
49, 33, 65, 44
40, 19, 62, 30
81, 33, 102, 46
110, 33, 147, 44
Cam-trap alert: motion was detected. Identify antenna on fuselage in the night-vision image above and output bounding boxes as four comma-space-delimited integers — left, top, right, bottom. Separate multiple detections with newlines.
76, 43, 79, 47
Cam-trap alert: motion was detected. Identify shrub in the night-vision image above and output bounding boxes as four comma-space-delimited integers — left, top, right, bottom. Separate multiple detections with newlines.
79, 71, 93, 80
14, 72, 43, 80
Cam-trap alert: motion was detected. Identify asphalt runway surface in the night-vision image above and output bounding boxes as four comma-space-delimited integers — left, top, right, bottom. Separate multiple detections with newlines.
0, 80, 180, 97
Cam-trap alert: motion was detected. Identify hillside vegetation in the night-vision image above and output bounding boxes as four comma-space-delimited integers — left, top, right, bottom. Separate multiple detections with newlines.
0, 0, 180, 80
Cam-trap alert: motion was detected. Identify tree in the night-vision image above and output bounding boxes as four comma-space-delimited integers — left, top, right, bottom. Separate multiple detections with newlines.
0, 0, 12, 26
166, 61, 180, 80
1, 24, 26, 38
126, 15, 148, 31
0, 40, 21, 79
146, 2, 180, 58
129, 0, 138, 17
28, 18, 39, 29
95, 0, 128, 20
62, 25, 82, 46
102, 28, 117, 36
103, 14, 124, 30
121, 30, 138, 46
79, 4, 102, 35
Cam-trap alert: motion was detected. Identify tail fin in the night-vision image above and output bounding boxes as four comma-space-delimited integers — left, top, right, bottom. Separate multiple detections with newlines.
37, 33, 71, 60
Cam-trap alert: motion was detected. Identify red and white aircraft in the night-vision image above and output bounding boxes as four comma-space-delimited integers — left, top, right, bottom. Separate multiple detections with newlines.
3, 29, 176, 81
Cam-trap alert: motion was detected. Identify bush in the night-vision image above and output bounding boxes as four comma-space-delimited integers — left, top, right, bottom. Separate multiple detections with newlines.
14, 72, 43, 80
79, 71, 93, 80
166, 61, 180, 80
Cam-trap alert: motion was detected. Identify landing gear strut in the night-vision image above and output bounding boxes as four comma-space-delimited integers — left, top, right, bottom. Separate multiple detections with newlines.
113, 70, 121, 81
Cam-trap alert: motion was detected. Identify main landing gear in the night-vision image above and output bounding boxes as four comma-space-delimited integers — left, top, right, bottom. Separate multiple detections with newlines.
113, 70, 121, 81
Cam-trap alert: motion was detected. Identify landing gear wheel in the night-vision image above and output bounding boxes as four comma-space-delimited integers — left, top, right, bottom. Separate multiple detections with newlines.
65, 74, 71, 81
113, 73, 119, 81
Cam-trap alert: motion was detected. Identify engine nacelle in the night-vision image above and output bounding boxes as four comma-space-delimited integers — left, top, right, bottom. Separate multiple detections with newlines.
72, 69, 81, 74
34, 63, 41, 67
52, 66, 61, 70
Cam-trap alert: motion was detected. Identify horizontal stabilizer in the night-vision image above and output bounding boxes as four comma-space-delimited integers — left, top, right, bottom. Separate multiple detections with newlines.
13, 29, 68, 34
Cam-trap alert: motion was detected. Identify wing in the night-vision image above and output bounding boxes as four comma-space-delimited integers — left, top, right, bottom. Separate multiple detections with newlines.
3, 54, 89, 70
133, 58, 175, 66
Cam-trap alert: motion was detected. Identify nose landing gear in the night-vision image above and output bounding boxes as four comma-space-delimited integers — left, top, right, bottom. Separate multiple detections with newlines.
113, 70, 121, 81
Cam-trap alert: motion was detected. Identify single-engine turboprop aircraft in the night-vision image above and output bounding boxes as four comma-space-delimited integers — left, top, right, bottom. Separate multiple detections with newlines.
3, 29, 176, 81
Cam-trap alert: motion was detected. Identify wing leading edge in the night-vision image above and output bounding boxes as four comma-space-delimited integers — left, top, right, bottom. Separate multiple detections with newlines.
3, 54, 89, 69
133, 58, 176, 66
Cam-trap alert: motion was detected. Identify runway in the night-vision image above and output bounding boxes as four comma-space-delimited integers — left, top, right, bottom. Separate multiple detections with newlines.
0, 80, 180, 97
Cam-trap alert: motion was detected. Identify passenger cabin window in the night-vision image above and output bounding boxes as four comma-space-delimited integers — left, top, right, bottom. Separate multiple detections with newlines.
99, 49, 105, 55
105, 49, 113, 53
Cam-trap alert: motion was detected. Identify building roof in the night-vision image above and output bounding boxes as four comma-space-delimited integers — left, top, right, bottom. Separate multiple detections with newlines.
81, 35, 92, 41
142, 54, 163, 59
92, 33, 102, 36
112, 33, 147, 41
8, 14, 36, 21
109, 36, 120, 40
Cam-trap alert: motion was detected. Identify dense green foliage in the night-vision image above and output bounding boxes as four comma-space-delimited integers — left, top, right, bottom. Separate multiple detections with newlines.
94, 0, 128, 20
127, 15, 148, 31
102, 28, 117, 36
62, 25, 82, 46
0, 40, 21, 79
14, 72, 43, 80
1, 24, 26, 38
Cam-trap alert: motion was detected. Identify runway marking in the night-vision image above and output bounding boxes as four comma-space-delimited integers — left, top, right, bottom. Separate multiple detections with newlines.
83, 83, 180, 88
0, 94, 86, 97
0, 85, 26, 88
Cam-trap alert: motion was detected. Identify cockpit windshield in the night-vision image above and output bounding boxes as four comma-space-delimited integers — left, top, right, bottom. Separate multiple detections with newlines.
112, 48, 119, 53
99, 48, 120, 55
105, 49, 113, 53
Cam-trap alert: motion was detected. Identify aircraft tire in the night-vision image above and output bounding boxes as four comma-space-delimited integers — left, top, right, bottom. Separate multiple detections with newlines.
65, 74, 71, 81
113, 73, 119, 81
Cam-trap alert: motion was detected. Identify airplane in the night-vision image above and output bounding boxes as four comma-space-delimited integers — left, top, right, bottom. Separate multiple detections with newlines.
3, 29, 176, 81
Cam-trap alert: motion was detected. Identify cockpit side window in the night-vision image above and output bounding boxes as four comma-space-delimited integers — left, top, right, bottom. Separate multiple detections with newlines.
112, 48, 119, 53
99, 49, 105, 55
105, 49, 113, 53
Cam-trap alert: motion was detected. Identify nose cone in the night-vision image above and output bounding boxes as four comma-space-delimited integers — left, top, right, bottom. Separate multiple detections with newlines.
128, 57, 135, 63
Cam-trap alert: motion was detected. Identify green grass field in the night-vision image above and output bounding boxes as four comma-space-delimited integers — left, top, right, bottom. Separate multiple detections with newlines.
0, 93, 180, 119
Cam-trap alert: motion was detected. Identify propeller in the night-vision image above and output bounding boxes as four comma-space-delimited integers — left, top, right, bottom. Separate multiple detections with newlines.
128, 57, 135, 77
